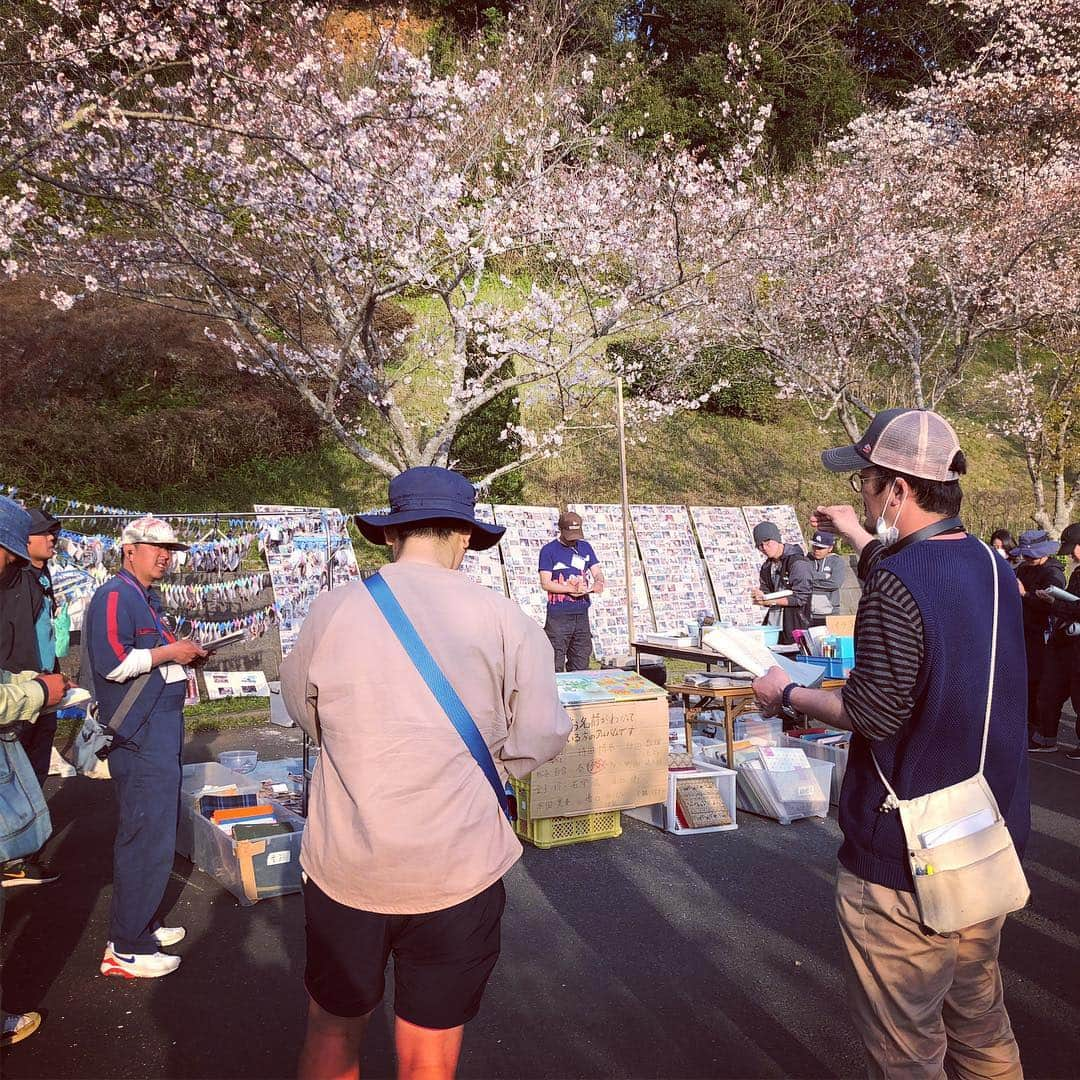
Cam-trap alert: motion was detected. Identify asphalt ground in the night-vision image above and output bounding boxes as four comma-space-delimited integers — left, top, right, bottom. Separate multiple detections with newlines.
1, 714, 1078, 1080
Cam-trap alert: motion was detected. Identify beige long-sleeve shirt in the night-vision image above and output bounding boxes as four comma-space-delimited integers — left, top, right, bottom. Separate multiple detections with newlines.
280, 560, 570, 915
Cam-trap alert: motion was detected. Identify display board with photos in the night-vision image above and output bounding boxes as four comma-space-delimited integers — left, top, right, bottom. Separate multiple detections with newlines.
203, 670, 271, 700
491, 505, 559, 627
459, 503, 508, 595
629, 504, 717, 632
689, 506, 760, 627
742, 504, 806, 551
568, 503, 655, 661
254, 504, 362, 657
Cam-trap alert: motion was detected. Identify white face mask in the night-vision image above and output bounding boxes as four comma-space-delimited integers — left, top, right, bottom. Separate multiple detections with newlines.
875, 483, 907, 547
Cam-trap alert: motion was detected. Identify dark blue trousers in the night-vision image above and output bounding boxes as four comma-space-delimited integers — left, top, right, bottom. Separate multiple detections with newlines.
108, 685, 185, 955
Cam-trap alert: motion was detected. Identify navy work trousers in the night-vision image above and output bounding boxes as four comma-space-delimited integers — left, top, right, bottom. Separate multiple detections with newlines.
108, 684, 185, 955
544, 611, 593, 672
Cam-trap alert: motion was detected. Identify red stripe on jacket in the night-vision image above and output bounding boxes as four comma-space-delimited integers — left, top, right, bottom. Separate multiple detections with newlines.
105, 590, 128, 662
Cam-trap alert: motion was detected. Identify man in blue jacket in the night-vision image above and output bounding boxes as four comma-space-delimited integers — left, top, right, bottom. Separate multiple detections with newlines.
754, 409, 1027, 1079
84, 516, 206, 979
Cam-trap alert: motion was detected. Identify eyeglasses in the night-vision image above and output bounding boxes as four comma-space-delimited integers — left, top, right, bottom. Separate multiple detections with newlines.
849, 469, 886, 493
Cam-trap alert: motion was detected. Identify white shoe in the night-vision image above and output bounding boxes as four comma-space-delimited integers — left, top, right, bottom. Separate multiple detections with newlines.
100, 943, 181, 979
152, 926, 186, 948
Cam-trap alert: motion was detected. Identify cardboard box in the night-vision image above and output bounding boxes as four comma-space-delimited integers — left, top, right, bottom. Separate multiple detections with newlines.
527, 670, 669, 818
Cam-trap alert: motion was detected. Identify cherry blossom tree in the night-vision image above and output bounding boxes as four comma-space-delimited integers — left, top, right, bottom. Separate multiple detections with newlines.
989, 332, 1080, 536
0, 1, 769, 483
716, 0, 1080, 441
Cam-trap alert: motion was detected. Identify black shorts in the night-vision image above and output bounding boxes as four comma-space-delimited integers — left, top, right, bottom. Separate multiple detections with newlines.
303, 876, 506, 1029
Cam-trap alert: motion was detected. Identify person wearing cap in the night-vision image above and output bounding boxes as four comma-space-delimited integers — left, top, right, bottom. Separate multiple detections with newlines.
84, 516, 207, 979
1012, 530, 1066, 751
282, 467, 569, 1080
753, 408, 1028, 1078
538, 511, 605, 672
807, 530, 846, 626
1033, 522, 1080, 760
0, 497, 65, 888
15, 510, 64, 787
749, 520, 813, 645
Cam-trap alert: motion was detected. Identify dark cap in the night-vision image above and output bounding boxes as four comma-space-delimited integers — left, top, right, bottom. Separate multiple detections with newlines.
354, 467, 505, 551
558, 511, 584, 538
752, 521, 782, 546
1011, 529, 1059, 560
811, 530, 835, 549
1058, 523, 1080, 556
822, 408, 962, 482
27, 508, 61, 536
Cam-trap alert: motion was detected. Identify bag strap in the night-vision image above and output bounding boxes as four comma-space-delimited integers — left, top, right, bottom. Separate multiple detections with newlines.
869, 536, 1000, 806
80, 630, 153, 740
363, 573, 511, 822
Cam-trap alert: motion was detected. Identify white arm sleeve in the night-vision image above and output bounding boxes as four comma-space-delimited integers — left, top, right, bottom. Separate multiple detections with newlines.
106, 648, 153, 682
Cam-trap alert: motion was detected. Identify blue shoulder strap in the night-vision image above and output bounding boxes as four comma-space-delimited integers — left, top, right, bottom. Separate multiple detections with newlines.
364, 573, 511, 821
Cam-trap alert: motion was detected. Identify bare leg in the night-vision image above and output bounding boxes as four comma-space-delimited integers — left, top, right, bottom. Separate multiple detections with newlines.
395, 1016, 463, 1080
298, 995, 372, 1080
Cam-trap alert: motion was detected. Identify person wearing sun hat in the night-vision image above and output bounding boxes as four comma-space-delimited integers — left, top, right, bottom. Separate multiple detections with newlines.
282, 467, 569, 1080
1011, 530, 1067, 751
1033, 522, 1080, 759
753, 408, 1028, 1078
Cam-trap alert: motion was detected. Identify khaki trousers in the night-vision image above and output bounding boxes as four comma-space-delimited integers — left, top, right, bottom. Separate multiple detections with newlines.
835, 867, 1023, 1080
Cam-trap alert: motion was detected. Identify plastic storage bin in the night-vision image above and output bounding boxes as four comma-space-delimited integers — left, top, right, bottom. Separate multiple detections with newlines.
177, 762, 260, 859
509, 776, 621, 850
192, 800, 305, 905
625, 764, 737, 835
218, 749, 259, 774
736, 757, 833, 824
781, 733, 850, 804
733, 714, 784, 744
803, 656, 854, 679
733, 624, 782, 646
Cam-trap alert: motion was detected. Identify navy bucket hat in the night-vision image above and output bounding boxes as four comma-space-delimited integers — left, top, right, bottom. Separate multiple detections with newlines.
0, 495, 31, 561
1010, 529, 1059, 560
355, 467, 506, 551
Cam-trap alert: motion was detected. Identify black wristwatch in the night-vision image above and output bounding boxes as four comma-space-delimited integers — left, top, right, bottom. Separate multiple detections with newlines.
781, 682, 799, 712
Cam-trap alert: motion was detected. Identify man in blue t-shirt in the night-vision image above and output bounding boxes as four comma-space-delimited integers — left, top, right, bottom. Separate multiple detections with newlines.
537, 512, 605, 671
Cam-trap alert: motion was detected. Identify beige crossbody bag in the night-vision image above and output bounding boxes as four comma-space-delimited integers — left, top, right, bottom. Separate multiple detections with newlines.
870, 539, 1030, 933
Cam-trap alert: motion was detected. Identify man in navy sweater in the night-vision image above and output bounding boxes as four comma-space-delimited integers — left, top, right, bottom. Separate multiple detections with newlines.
755, 408, 1028, 1079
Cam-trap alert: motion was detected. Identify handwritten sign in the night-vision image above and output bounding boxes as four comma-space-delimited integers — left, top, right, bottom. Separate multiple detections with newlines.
526, 696, 669, 817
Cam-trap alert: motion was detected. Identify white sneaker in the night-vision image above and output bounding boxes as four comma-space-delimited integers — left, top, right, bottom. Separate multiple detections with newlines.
100, 943, 181, 979
152, 926, 186, 948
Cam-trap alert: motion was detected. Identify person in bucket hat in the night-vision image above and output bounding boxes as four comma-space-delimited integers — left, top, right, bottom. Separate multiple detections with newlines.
1012, 530, 1067, 750
755, 408, 1028, 1077
1033, 523, 1080, 759
284, 467, 568, 1080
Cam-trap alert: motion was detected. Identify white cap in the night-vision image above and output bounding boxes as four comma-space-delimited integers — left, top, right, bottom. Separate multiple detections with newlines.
120, 516, 189, 551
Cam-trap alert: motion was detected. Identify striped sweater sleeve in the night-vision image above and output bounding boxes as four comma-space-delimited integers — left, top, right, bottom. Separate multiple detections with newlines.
842, 570, 924, 741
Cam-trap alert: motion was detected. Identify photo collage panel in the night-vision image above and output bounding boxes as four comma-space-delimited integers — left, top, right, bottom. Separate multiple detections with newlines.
629, 504, 716, 633
491, 505, 560, 628
689, 506, 761, 627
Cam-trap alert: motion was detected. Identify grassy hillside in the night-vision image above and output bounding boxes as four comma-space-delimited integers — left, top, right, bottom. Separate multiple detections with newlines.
0, 282, 1034, 564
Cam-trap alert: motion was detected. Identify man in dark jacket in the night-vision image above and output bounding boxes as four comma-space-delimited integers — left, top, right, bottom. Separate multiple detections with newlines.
807, 530, 847, 625
750, 521, 813, 644
1012, 529, 1066, 751
1034, 522, 1080, 759
753, 408, 1028, 1078
0, 497, 60, 888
